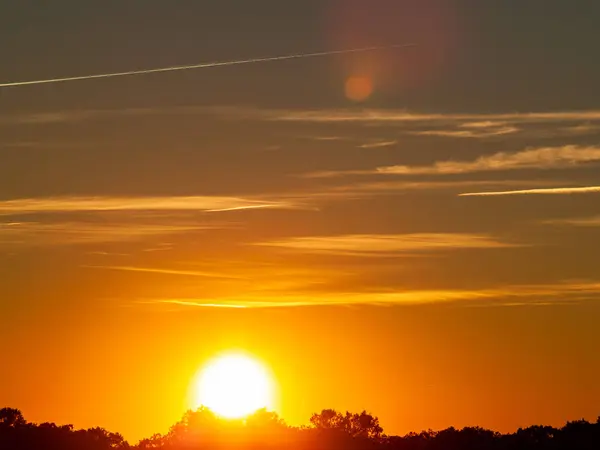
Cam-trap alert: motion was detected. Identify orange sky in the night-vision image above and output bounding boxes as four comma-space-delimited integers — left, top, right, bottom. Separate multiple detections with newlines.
4, 291, 599, 441
1, 0, 600, 443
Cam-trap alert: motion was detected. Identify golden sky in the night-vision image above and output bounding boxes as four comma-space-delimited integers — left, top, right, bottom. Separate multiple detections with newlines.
1, 0, 600, 443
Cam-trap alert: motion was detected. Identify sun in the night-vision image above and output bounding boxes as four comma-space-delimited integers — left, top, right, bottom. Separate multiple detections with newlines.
190, 352, 275, 419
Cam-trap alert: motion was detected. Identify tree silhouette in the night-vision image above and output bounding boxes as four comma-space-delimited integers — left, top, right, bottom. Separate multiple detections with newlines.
310, 409, 383, 440
0, 405, 598, 450
310, 409, 344, 430
0, 408, 26, 428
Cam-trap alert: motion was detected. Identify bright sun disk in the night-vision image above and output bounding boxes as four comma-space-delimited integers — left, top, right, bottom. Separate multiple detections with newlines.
191, 353, 274, 419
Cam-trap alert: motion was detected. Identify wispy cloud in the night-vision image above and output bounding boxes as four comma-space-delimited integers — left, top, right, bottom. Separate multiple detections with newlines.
409, 126, 519, 139
135, 290, 498, 309
376, 145, 600, 175
6, 107, 600, 148
309, 136, 347, 141
304, 145, 600, 178
0, 221, 209, 245
0, 106, 261, 126
0, 195, 299, 216
333, 179, 563, 195
270, 109, 600, 124
267, 109, 600, 141
459, 185, 600, 197
359, 140, 398, 149
87, 251, 130, 257
134, 280, 600, 309
8, 106, 600, 127
85, 265, 243, 279
544, 215, 600, 226
562, 123, 600, 135
139, 300, 248, 309
254, 233, 517, 256
1, 108, 156, 125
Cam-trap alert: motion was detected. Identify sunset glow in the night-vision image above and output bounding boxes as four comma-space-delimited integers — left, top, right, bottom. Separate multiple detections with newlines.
2, 1, 600, 447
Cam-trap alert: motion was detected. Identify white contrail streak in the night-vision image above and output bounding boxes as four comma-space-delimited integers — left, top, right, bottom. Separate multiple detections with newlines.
459, 186, 600, 197
0, 44, 415, 88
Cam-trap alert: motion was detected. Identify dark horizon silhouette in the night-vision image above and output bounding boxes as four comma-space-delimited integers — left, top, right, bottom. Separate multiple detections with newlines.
1, 406, 598, 450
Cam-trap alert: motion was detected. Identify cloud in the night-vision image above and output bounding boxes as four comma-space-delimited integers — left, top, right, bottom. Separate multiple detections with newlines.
135, 290, 499, 309
0, 221, 209, 245
0, 106, 260, 126
254, 233, 517, 256
544, 215, 600, 226
266, 109, 600, 140
409, 126, 519, 139
5, 107, 600, 148
7, 106, 600, 128
269, 109, 600, 124
1, 109, 153, 125
376, 145, 600, 175
309, 136, 347, 141
332, 179, 563, 195
85, 265, 243, 279
134, 280, 600, 309
358, 140, 398, 149
459, 185, 600, 197
0, 195, 299, 216
303, 145, 600, 179
562, 123, 600, 135
139, 300, 248, 309
300, 169, 370, 179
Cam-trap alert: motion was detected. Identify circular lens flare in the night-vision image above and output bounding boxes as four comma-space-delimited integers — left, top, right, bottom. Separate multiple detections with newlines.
191, 353, 274, 419
345, 76, 373, 102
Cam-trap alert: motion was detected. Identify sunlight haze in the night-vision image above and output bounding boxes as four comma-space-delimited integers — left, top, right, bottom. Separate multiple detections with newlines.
1, 0, 599, 446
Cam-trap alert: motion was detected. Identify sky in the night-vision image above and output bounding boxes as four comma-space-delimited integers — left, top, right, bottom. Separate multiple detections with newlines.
1, 0, 600, 443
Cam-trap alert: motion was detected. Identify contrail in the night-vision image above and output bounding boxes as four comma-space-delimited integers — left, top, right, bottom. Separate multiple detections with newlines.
459, 186, 600, 197
0, 44, 415, 88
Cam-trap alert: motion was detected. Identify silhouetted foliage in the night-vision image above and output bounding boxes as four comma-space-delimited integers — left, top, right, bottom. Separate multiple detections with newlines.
0, 408, 26, 428
0, 408, 128, 450
1, 406, 598, 450
311, 409, 383, 440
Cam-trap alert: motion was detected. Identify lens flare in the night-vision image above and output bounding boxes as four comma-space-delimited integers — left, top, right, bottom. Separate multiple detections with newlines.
345, 76, 374, 102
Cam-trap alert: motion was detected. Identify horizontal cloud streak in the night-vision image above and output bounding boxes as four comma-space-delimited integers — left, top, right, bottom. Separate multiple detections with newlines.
377, 145, 600, 175
460, 186, 600, 197
142, 300, 248, 309
410, 126, 519, 139
135, 281, 600, 309
85, 265, 243, 279
254, 233, 516, 256
303, 146, 600, 178
271, 109, 600, 123
544, 215, 600, 226
359, 140, 398, 149
0, 196, 298, 215
333, 179, 563, 194
265, 109, 600, 141
7, 106, 600, 129
0, 221, 209, 245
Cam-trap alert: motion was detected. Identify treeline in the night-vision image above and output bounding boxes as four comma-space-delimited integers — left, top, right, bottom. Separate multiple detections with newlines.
1, 406, 599, 450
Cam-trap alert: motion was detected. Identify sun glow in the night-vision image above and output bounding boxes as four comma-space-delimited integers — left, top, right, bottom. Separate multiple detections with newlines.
190, 352, 275, 419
